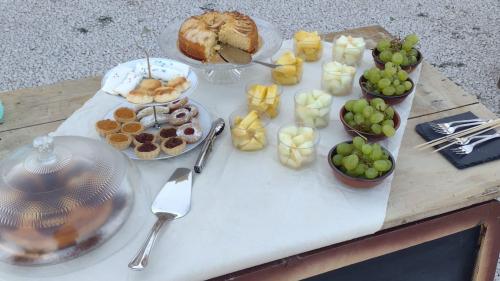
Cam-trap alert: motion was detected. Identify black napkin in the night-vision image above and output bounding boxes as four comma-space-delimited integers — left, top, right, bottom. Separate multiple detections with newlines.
415, 111, 500, 169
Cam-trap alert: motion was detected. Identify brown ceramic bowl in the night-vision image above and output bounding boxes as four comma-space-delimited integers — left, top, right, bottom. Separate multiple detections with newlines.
372, 48, 423, 73
359, 76, 414, 105
339, 106, 400, 141
327, 142, 395, 188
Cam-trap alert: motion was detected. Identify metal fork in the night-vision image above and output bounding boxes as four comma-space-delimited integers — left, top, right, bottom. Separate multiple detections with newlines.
429, 118, 483, 131
451, 133, 500, 155
431, 121, 486, 135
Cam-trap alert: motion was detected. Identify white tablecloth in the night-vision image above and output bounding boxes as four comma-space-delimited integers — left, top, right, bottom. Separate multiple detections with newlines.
3, 41, 421, 281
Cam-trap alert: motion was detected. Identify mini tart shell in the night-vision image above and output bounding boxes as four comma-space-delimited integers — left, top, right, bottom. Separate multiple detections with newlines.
121, 121, 144, 135
96, 119, 120, 136
161, 137, 187, 156
133, 133, 157, 147
114, 107, 137, 123
157, 126, 178, 142
106, 133, 132, 150
134, 143, 161, 160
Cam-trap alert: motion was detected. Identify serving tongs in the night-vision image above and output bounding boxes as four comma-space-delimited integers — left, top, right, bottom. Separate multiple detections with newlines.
194, 118, 225, 173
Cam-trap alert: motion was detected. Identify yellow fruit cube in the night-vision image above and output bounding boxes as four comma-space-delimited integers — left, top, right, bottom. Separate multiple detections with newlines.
238, 111, 259, 129
265, 84, 278, 105
276, 51, 296, 65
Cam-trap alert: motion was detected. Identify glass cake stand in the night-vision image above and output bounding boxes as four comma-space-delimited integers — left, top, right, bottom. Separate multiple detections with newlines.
159, 17, 283, 84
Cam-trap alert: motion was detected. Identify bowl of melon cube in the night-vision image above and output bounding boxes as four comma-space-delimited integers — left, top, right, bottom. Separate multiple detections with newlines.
328, 138, 395, 188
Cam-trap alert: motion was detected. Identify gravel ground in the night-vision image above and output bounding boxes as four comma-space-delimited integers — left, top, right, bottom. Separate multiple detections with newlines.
0, 0, 499, 278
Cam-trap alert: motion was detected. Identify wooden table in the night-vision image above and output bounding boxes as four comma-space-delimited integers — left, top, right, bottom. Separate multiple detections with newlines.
1, 26, 499, 281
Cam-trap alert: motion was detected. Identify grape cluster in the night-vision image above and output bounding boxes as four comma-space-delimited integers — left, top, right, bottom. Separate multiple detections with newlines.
363, 62, 413, 96
376, 34, 420, 67
332, 137, 393, 179
343, 98, 397, 137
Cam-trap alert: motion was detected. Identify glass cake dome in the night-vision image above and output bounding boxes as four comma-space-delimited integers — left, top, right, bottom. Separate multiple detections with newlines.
0, 135, 149, 270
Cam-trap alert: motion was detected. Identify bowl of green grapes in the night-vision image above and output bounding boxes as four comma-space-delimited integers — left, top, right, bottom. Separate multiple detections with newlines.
328, 137, 395, 188
372, 34, 422, 73
359, 62, 414, 105
340, 98, 400, 141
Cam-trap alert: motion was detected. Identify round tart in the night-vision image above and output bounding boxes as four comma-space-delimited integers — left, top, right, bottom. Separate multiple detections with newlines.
134, 142, 160, 160
114, 107, 137, 123
168, 108, 191, 125
158, 126, 179, 142
167, 97, 188, 110
167, 77, 190, 92
154, 86, 181, 103
139, 79, 162, 91
121, 121, 144, 135
133, 132, 157, 146
127, 89, 154, 104
161, 137, 187, 156
106, 133, 132, 150
95, 119, 120, 136
183, 104, 199, 117
177, 123, 202, 143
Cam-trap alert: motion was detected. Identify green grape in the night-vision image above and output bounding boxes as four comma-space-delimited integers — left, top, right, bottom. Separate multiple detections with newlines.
353, 136, 365, 149
362, 106, 374, 118
354, 163, 367, 176
377, 78, 391, 89
376, 39, 391, 52
370, 97, 385, 107
409, 55, 417, 64
382, 86, 396, 96
382, 124, 396, 137
344, 112, 354, 122
382, 119, 395, 127
365, 168, 378, 179
347, 120, 356, 128
332, 154, 344, 166
384, 68, 396, 77
402, 56, 409, 66
397, 70, 408, 81
354, 113, 365, 125
396, 85, 406, 95
353, 99, 368, 113
402, 40, 413, 51
370, 112, 385, 124
368, 71, 381, 84
345, 100, 356, 111
379, 50, 393, 63
371, 123, 382, 134
346, 169, 358, 177
382, 152, 390, 160
382, 70, 393, 79
373, 160, 391, 172
385, 62, 395, 70
362, 144, 373, 155
336, 143, 353, 156
384, 107, 395, 119
405, 34, 419, 46
342, 154, 359, 171
371, 147, 383, 161
403, 81, 413, 91
392, 79, 400, 87
408, 49, 418, 57
391, 52, 404, 65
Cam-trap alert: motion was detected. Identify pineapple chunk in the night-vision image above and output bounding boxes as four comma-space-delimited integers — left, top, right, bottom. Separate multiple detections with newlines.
238, 110, 259, 129
276, 51, 296, 65
265, 85, 278, 105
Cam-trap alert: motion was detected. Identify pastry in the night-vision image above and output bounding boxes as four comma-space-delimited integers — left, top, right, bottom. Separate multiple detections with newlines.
140, 113, 169, 128
161, 137, 186, 156
134, 142, 160, 160
133, 132, 157, 146
167, 77, 190, 92
106, 133, 132, 150
167, 97, 188, 110
126, 89, 154, 104
138, 79, 162, 91
121, 121, 144, 135
183, 104, 199, 117
168, 108, 191, 125
95, 119, 120, 136
113, 107, 137, 123
136, 106, 170, 120
158, 126, 179, 142
178, 11, 259, 61
153, 86, 180, 103
177, 123, 202, 143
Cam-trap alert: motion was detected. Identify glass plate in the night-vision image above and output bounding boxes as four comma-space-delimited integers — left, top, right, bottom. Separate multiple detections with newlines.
159, 17, 283, 83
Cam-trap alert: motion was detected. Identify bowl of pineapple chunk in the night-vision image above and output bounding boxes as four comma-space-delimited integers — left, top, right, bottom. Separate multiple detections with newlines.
293, 30, 323, 62
271, 50, 304, 85
245, 82, 282, 119
229, 109, 268, 152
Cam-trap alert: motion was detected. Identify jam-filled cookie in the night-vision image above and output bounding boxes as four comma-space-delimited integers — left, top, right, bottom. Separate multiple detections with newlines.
177, 123, 202, 143
158, 126, 178, 142
183, 104, 199, 117
134, 142, 160, 160
161, 137, 186, 156
133, 132, 156, 146
168, 108, 191, 126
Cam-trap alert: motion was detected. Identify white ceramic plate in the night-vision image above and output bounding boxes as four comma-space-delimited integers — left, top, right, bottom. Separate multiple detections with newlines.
101, 58, 199, 106
102, 99, 211, 160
